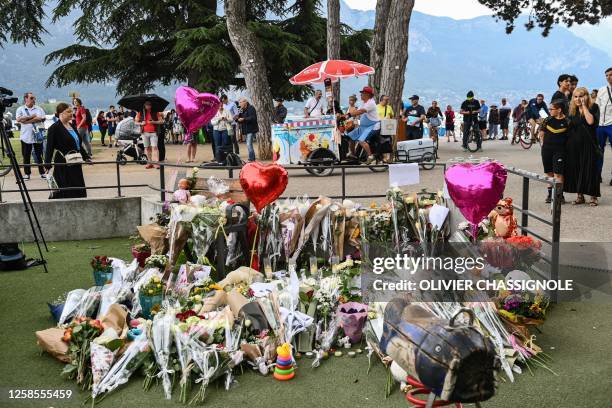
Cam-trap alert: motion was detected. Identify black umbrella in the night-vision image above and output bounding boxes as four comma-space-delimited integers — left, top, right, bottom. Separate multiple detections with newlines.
117, 93, 170, 112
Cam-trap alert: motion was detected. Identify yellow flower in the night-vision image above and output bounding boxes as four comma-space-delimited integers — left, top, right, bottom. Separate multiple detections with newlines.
369, 202, 378, 209
157, 284, 162, 288
153, 276, 161, 283
148, 289, 154, 295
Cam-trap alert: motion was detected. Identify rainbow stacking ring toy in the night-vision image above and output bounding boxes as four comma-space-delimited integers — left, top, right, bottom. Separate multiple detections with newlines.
273, 343, 296, 381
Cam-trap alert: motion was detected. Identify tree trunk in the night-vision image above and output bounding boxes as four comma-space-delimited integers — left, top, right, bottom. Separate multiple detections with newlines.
326, 0, 341, 103
379, 0, 414, 117
224, 0, 274, 160
368, 0, 391, 95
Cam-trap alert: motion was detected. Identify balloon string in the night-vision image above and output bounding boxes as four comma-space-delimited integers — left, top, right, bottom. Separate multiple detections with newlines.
249, 221, 259, 269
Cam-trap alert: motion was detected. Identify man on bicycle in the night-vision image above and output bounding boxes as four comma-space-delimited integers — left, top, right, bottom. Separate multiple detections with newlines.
460, 91, 481, 152
526, 94, 550, 142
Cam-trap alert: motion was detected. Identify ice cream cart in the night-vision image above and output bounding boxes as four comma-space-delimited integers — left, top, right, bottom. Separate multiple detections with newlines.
272, 115, 340, 176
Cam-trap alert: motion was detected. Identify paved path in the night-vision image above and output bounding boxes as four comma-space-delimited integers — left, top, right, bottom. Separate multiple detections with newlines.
2, 137, 611, 241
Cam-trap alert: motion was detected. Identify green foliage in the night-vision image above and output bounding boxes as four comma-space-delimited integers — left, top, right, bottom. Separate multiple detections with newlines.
477, 0, 612, 36
3, 0, 371, 101
0, 0, 47, 46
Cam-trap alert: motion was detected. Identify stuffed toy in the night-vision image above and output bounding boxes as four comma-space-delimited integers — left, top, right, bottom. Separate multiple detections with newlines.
488, 197, 518, 238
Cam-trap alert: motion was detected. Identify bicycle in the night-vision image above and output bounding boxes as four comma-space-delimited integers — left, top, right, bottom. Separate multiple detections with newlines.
515, 117, 533, 149
465, 117, 481, 152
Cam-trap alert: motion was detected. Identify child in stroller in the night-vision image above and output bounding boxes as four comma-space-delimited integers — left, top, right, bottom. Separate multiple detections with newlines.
115, 115, 148, 164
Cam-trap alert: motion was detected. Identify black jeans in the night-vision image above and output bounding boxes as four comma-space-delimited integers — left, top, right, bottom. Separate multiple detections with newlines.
21, 141, 45, 176
100, 127, 108, 145
230, 125, 239, 154
462, 121, 481, 149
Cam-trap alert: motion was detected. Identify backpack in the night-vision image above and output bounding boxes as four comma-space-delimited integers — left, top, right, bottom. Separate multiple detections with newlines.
85, 109, 93, 126
0, 243, 28, 271
225, 152, 244, 167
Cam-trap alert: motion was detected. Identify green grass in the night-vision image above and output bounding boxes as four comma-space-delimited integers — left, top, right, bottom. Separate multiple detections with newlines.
1, 238, 611, 407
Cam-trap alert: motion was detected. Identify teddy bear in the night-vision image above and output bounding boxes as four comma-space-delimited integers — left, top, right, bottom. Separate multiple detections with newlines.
488, 197, 518, 238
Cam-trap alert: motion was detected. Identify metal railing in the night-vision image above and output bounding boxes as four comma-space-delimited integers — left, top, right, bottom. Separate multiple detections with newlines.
1, 159, 561, 283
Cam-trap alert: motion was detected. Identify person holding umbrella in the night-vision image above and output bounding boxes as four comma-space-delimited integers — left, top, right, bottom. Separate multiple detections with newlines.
119, 94, 169, 168
135, 100, 163, 168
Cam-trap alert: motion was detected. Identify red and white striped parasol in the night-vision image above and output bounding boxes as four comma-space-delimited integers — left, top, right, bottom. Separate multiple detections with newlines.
289, 59, 375, 85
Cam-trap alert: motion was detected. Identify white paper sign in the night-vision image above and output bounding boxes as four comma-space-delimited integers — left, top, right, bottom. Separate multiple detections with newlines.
389, 163, 420, 187
428, 204, 450, 230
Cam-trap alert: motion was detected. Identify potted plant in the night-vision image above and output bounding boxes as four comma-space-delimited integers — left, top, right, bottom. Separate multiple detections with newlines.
130, 235, 151, 268
139, 276, 164, 319
91, 256, 113, 286
47, 292, 67, 323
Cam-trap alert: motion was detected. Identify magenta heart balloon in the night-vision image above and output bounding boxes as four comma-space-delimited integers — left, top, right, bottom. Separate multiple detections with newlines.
445, 162, 507, 230
175, 86, 221, 135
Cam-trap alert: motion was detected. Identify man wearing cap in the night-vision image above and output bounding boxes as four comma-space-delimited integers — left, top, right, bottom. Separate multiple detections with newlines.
273, 98, 287, 124
402, 95, 426, 140
460, 91, 482, 151
345, 86, 379, 163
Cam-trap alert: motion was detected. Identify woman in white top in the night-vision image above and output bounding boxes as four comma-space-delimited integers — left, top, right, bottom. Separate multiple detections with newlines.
210, 105, 234, 163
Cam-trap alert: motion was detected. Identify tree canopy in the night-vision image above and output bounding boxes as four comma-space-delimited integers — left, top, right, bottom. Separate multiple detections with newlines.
478, 0, 612, 36
1, 0, 371, 101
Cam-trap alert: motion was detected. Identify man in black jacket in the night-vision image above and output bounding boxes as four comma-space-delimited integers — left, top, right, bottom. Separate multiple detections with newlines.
237, 98, 258, 161
272, 98, 287, 124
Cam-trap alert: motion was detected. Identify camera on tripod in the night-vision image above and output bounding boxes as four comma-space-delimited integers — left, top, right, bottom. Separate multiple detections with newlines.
0, 86, 18, 113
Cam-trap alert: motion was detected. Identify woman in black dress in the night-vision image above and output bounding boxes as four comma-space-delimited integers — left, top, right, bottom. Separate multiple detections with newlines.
563, 87, 601, 206
45, 103, 91, 199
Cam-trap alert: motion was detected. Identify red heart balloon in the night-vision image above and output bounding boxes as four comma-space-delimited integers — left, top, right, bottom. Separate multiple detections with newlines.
240, 162, 289, 212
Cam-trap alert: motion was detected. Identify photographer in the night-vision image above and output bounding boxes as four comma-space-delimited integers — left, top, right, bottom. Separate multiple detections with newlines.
16, 92, 46, 180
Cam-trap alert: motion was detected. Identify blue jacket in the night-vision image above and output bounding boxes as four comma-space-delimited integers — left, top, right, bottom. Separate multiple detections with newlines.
526, 98, 550, 119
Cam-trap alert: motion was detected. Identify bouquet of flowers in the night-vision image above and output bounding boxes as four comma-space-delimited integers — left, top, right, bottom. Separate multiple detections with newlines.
151, 311, 174, 399
497, 291, 549, 325
191, 205, 227, 263
144, 254, 169, 271
91, 256, 113, 286
91, 256, 112, 272
139, 276, 164, 319
61, 317, 104, 389
505, 236, 543, 269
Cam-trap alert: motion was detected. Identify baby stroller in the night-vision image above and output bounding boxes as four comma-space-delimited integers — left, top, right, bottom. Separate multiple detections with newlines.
115, 117, 147, 165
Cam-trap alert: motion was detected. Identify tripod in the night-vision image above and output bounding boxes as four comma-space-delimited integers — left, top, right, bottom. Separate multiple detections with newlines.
0, 105, 48, 273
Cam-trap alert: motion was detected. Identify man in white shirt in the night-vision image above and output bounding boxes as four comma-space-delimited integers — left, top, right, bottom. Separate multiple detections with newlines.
304, 90, 326, 118
345, 86, 379, 163
596, 67, 612, 184
15, 92, 46, 180
220, 94, 240, 154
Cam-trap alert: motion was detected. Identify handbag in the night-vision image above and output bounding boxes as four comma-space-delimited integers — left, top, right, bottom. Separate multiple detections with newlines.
56, 150, 84, 165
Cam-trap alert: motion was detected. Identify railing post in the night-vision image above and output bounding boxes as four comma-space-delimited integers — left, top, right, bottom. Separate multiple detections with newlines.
115, 161, 123, 198
159, 163, 166, 202
341, 167, 346, 201
550, 180, 562, 302
521, 177, 529, 236
228, 167, 234, 179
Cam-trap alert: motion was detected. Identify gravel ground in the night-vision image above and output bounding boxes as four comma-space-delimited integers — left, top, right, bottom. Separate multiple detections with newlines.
2, 137, 611, 241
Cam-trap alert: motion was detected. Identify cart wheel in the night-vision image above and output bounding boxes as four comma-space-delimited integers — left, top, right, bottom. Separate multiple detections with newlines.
368, 155, 388, 173
137, 154, 148, 165
420, 152, 436, 170
116, 152, 127, 166
305, 148, 336, 177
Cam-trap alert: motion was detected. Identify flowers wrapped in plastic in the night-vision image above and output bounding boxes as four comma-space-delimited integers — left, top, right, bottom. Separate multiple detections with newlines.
151, 310, 175, 399
92, 332, 150, 402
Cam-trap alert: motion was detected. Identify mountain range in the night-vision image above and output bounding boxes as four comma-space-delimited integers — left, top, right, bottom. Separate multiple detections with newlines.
1, 1, 610, 110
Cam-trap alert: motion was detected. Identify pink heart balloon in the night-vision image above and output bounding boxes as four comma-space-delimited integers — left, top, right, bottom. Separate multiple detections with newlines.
175, 86, 221, 135
444, 162, 507, 232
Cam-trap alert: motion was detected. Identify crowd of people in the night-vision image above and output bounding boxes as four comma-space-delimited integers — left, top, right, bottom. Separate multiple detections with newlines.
11, 66, 611, 204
